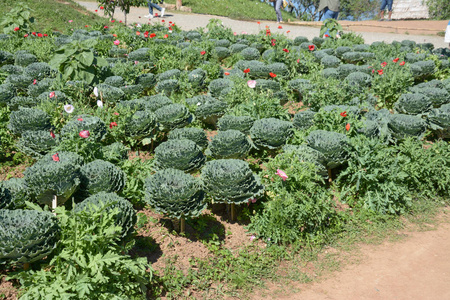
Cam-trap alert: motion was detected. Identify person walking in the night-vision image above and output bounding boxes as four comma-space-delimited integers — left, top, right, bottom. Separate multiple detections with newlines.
445, 20, 450, 48
273, 0, 283, 23
318, 0, 340, 21
145, 0, 165, 19
379, 0, 393, 21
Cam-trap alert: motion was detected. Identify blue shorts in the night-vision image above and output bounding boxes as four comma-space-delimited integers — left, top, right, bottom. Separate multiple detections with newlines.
380, 0, 393, 11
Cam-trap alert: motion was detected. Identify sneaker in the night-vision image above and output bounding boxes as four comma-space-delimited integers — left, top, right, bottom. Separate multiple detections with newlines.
144, 14, 153, 19
378, 19, 384, 21
161, 8, 165, 18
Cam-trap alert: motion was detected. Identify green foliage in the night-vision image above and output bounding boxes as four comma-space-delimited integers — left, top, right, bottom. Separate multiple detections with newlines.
24, 151, 83, 206
12, 204, 154, 299
18, 130, 59, 159
319, 19, 342, 39
154, 103, 193, 131
102, 142, 129, 164
24, 62, 52, 80
167, 127, 208, 150
61, 114, 107, 142
125, 110, 157, 140
293, 110, 316, 130
79, 159, 127, 196
0, 83, 16, 106
345, 71, 372, 87
428, 103, 450, 137
145, 168, 206, 219
201, 159, 264, 205
248, 152, 339, 244
208, 78, 234, 97
240, 47, 261, 60
394, 93, 433, 115
410, 87, 449, 108
104, 75, 124, 87
409, 60, 436, 79
206, 129, 253, 159
154, 139, 206, 172
75, 192, 137, 239
186, 95, 228, 125
217, 114, 255, 134
155, 79, 180, 95
321, 55, 341, 68
388, 114, 427, 141
250, 118, 294, 149
8, 107, 51, 137
49, 39, 108, 84
306, 130, 349, 169
139, 94, 172, 112
425, 0, 450, 20
0, 2, 34, 35
0, 209, 60, 266
336, 136, 412, 214
0, 178, 28, 209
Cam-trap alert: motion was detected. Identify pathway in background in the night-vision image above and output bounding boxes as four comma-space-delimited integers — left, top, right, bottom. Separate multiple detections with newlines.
76, 1, 449, 48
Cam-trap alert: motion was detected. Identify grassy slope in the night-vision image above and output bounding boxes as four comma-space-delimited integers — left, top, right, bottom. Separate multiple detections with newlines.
0, 0, 108, 33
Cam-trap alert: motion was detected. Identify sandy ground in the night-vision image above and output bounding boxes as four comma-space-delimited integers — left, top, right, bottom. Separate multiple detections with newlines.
253, 219, 450, 300
76, 1, 449, 48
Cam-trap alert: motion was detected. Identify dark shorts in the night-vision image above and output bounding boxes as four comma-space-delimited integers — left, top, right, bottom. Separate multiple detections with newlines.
380, 0, 393, 11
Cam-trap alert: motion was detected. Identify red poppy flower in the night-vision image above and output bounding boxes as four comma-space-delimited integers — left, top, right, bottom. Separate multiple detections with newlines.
111, 19, 115, 23
85, 25, 89, 27
49, 91, 55, 98
32, 32, 36, 36
149, 33, 156, 38
114, 112, 119, 116
163, 34, 168, 38
372, 69, 375, 74
24, 34, 28, 37
136, 31, 140, 36
266, 29, 271, 36
346, 123, 351, 131
286, 30, 290, 34
224, 72, 230, 75
50, 131, 55, 139
271, 39, 276, 46
119, 20, 122, 23
95, 9, 98, 12
14, 27, 20, 32
52, 153, 59, 162
324, 34, 330, 37
377, 69, 383, 75
144, 33, 149, 38
79, 130, 90, 138
168, 27, 172, 31
243, 68, 250, 74
308, 45, 315, 51
33, 79, 37, 85
282, 48, 289, 53
399, 61, 405, 66
100, 6, 104, 9
43, 33, 48, 37
393, 58, 399, 63
200, 51, 206, 55
37, 33, 43, 37
77, 118, 83, 121
381, 61, 387, 68
297, 59, 300, 63
112, 34, 117, 37
109, 122, 118, 129
257, 21, 260, 24
278, 25, 282, 29
269, 72, 277, 78
340, 111, 347, 117
162, 20, 165, 23
104, 26, 109, 29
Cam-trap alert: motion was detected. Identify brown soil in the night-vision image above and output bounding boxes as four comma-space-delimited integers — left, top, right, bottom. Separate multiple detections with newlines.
252, 211, 450, 300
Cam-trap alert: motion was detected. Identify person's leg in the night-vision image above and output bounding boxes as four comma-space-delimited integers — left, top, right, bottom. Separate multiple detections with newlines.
387, 0, 393, 20
275, 0, 283, 22
379, 0, 387, 20
322, 7, 332, 20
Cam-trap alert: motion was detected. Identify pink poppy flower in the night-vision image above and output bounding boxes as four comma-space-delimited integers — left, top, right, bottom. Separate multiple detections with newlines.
113, 40, 120, 45
247, 80, 256, 88
77, 118, 83, 121
50, 131, 56, 139
79, 130, 90, 138
52, 153, 59, 162
276, 169, 288, 181
49, 91, 55, 98
68, 20, 73, 23
33, 79, 37, 85
24, 34, 28, 37
113, 112, 119, 116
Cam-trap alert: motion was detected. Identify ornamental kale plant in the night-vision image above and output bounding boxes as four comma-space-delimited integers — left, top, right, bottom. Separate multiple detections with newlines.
0, 209, 60, 266
75, 192, 137, 239
17, 130, 60, 159
13, 204, 154, 299
79, 159, 127, 197
306, 130, 350, 170
201, 159, 264, 205
24, 152, 84, 206
217, 115, 255, 134
154, 103, 193, 132
61, 115, 107, 142
8, 107, 51, 137
154, 139, 206, 172
167, 127, 208, 150
145, 168, 206, 219
205, 130, 253, 159
388, 114, 427, 141
250, 118, 294, 149
0, 178, 27, 209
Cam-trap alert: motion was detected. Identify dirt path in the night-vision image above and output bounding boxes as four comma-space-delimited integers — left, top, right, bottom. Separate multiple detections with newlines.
76, 1, 449, 48
253, 218, 450, 300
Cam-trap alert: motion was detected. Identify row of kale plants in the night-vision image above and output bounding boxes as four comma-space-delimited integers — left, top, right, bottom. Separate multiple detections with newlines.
0, 17, 450, 298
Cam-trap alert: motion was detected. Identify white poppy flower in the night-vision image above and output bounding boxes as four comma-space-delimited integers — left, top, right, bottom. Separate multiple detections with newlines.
64, 104, 74, 113
97, 100, 103, 108
93, 86, 99, 97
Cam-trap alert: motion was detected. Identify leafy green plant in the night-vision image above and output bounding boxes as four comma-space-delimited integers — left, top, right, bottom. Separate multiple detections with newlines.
388, 114, 427, 141
145, 168, 206, 219
49, 39, 108, 84
79, 159, 127, 197
205, 129, 253, 159
17, 130, 60, 159
319, 19, 342, 39
250, 118, 294, 149
8, 107, 51, 137
75, 192, 137, 239
217, 115, 255, 134
0, 2, 34, 35
12, 204, 154, 299
167, 127, 208, 150
154, 139, 206, 172
0, 209, 60, 266
306, 130, 350, 170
